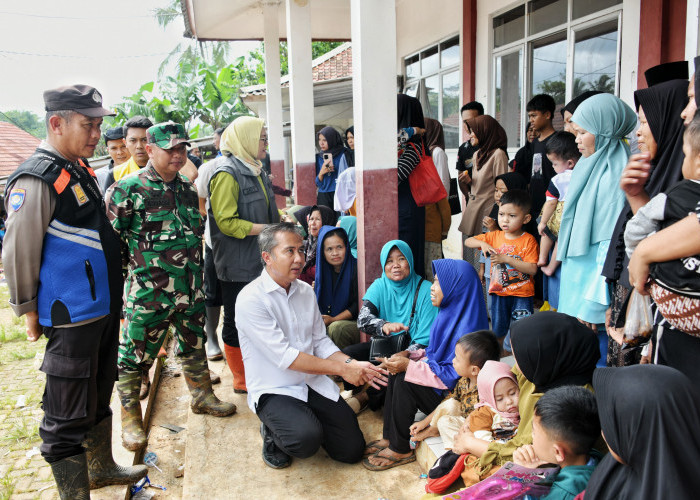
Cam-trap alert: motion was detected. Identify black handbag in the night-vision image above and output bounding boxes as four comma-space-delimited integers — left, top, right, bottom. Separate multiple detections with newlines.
368, 278, 423, 363
448, 177, 462, 215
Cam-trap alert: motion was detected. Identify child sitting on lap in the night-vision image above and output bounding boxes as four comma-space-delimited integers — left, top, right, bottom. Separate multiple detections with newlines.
537, 132, 580, 276
409, 330, 500, 450
468, 361, 520, 445
466, 190, 539, 352
514, 386, 600, 500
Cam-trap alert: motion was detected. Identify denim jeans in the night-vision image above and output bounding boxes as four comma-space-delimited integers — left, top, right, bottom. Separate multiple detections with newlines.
491, 295, 534, 351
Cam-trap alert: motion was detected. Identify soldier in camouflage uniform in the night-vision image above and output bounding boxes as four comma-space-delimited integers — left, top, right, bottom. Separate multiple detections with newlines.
106, 122, 236, 451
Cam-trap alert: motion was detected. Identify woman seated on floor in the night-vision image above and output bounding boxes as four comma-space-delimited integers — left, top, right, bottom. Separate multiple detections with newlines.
314, 226, 360, 349
342, 239, 438, 408
291, 205, 337, 285
363, 259, 489, 471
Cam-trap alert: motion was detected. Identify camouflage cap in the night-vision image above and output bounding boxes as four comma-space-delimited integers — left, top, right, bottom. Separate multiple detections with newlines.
146, 121, 191, 150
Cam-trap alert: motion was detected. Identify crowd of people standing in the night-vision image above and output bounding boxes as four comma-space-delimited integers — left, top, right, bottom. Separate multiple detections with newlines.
4, 55, 700, 499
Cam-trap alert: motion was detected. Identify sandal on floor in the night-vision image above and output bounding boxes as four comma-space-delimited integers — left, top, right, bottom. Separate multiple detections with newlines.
362, 451, 416, 471
363, 440, 386, 457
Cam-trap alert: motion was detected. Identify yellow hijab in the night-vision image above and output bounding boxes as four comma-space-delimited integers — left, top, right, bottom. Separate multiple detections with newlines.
220, 116, 265, 175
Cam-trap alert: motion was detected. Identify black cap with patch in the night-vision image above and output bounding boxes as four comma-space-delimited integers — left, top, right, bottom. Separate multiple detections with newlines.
43, 84, 115, 118
103, 126, 125, 143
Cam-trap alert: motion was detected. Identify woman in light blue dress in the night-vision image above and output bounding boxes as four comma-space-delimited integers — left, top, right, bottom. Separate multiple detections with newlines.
557, 94, 637, 365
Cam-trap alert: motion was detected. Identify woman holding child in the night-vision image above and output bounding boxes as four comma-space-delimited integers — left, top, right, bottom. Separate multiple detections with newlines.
603, 79, 689, 366
362, 259, 488, 471
557, 94, 637, 363
451, 312, 600, 485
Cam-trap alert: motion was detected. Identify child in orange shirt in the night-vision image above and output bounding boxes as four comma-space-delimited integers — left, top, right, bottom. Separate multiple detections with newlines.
465, 190, 538, 352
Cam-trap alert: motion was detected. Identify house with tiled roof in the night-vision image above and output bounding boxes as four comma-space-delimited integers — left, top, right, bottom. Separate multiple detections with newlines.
0, 121, 41, 189
240, 42, 354, 132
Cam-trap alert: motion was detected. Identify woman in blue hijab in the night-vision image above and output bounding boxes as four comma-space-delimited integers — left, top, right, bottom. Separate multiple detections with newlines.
342, 240, 437, 406
314, 226, 359, 349
557, 94, 637, 365
363, 259, 488, 471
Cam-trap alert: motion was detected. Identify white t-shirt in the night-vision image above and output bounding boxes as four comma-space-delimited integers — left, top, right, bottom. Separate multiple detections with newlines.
545, 169, 573, 202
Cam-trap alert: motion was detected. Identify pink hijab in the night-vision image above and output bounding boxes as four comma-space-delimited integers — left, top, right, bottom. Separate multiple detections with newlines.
475, 360, 520, 425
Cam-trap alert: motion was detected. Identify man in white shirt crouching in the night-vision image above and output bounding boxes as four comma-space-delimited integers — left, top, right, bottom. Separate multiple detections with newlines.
235, 222, 388, 469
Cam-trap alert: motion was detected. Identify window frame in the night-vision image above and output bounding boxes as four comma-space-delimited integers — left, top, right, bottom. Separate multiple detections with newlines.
403, 34, 461, 150
490, 0, 623, 150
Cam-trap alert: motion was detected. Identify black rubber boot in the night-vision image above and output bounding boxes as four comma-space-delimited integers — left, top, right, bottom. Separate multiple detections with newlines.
83, 415, 148, 489
50, 453, 90, 500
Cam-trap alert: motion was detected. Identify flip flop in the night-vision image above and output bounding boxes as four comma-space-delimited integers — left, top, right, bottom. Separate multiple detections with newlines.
363, 440, 386, 457
362, 451, 416, 471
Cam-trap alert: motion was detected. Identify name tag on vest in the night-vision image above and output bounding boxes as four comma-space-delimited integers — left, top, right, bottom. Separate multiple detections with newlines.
145, 196, 172, 210
242, 185, 259, 195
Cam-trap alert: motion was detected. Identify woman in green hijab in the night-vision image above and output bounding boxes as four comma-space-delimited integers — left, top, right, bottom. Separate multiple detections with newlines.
557, 94, 637, 365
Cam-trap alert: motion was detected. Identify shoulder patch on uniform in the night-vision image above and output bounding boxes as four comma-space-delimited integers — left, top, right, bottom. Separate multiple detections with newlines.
8, 188, 26, 212
72, 184, 88, 206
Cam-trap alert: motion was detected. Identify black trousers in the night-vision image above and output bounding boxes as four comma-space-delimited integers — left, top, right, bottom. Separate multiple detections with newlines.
204, 245, 223, 307
256, 388, 365, 463
383, 372, 444, 453
39, 313, 119, 462
220, 280, 249, 347
316, 191, 335, 210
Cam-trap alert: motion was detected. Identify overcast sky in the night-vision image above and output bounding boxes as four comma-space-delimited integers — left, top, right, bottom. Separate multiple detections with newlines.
0, 1, 259, 117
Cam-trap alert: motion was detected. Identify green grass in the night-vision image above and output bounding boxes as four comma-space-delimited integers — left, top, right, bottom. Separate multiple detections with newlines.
0, 286, 10, 311
0, 471, 15, 500
2, 418, 40, 445
0, 323, 25, 343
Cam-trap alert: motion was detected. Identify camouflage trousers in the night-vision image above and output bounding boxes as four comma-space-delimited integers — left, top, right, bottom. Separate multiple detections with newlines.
117, 301, 205, 372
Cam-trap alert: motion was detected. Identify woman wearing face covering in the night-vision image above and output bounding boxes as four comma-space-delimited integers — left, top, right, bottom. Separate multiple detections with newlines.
316, 126, 349, 209
584, 365, 700, 500
397, 94, 429, 278
209, 116, 280, 393
602, 79, 688, 367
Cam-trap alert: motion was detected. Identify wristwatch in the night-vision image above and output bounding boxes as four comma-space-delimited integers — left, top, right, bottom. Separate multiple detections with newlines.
345, 357, 354, 364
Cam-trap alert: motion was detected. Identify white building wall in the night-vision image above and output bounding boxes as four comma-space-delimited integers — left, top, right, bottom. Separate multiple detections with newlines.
395, 0, 462, 73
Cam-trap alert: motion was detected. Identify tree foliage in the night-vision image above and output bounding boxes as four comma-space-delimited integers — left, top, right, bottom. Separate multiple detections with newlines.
1, 110, 46, 139
106, 2, 344, 138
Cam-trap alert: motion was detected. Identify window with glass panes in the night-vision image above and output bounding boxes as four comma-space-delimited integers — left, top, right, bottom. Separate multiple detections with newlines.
403, 36, 461, 149
492, 0, 622, 149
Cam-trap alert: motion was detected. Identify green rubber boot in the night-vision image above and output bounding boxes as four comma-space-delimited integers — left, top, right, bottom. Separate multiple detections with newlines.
83, 415, 148, 489
181, 348, 237, 417
50, 453, 90, 500
116, 370, 147, 451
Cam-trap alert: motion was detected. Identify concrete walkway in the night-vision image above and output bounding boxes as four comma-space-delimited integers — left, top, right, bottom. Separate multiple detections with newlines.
182, 367, 427, 500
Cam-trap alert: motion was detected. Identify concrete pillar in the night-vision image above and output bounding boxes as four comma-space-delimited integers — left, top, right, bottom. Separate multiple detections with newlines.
350, 0, 398, 295
263, 2, 287, 209
285, 0, 316, 206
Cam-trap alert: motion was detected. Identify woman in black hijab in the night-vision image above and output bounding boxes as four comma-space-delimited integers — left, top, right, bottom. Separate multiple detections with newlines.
561, 90, 603, 133
468, 312, 599, 480
292, 205, 337, 285
396, 94, 427, 277
602, 78, 688, 367
584, 365, 700, 500
344, 126, 355, 167
316, 126, 350, 209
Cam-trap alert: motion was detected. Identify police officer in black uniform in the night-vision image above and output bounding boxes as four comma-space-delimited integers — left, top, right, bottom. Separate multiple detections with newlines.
3, 85, 147, 499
